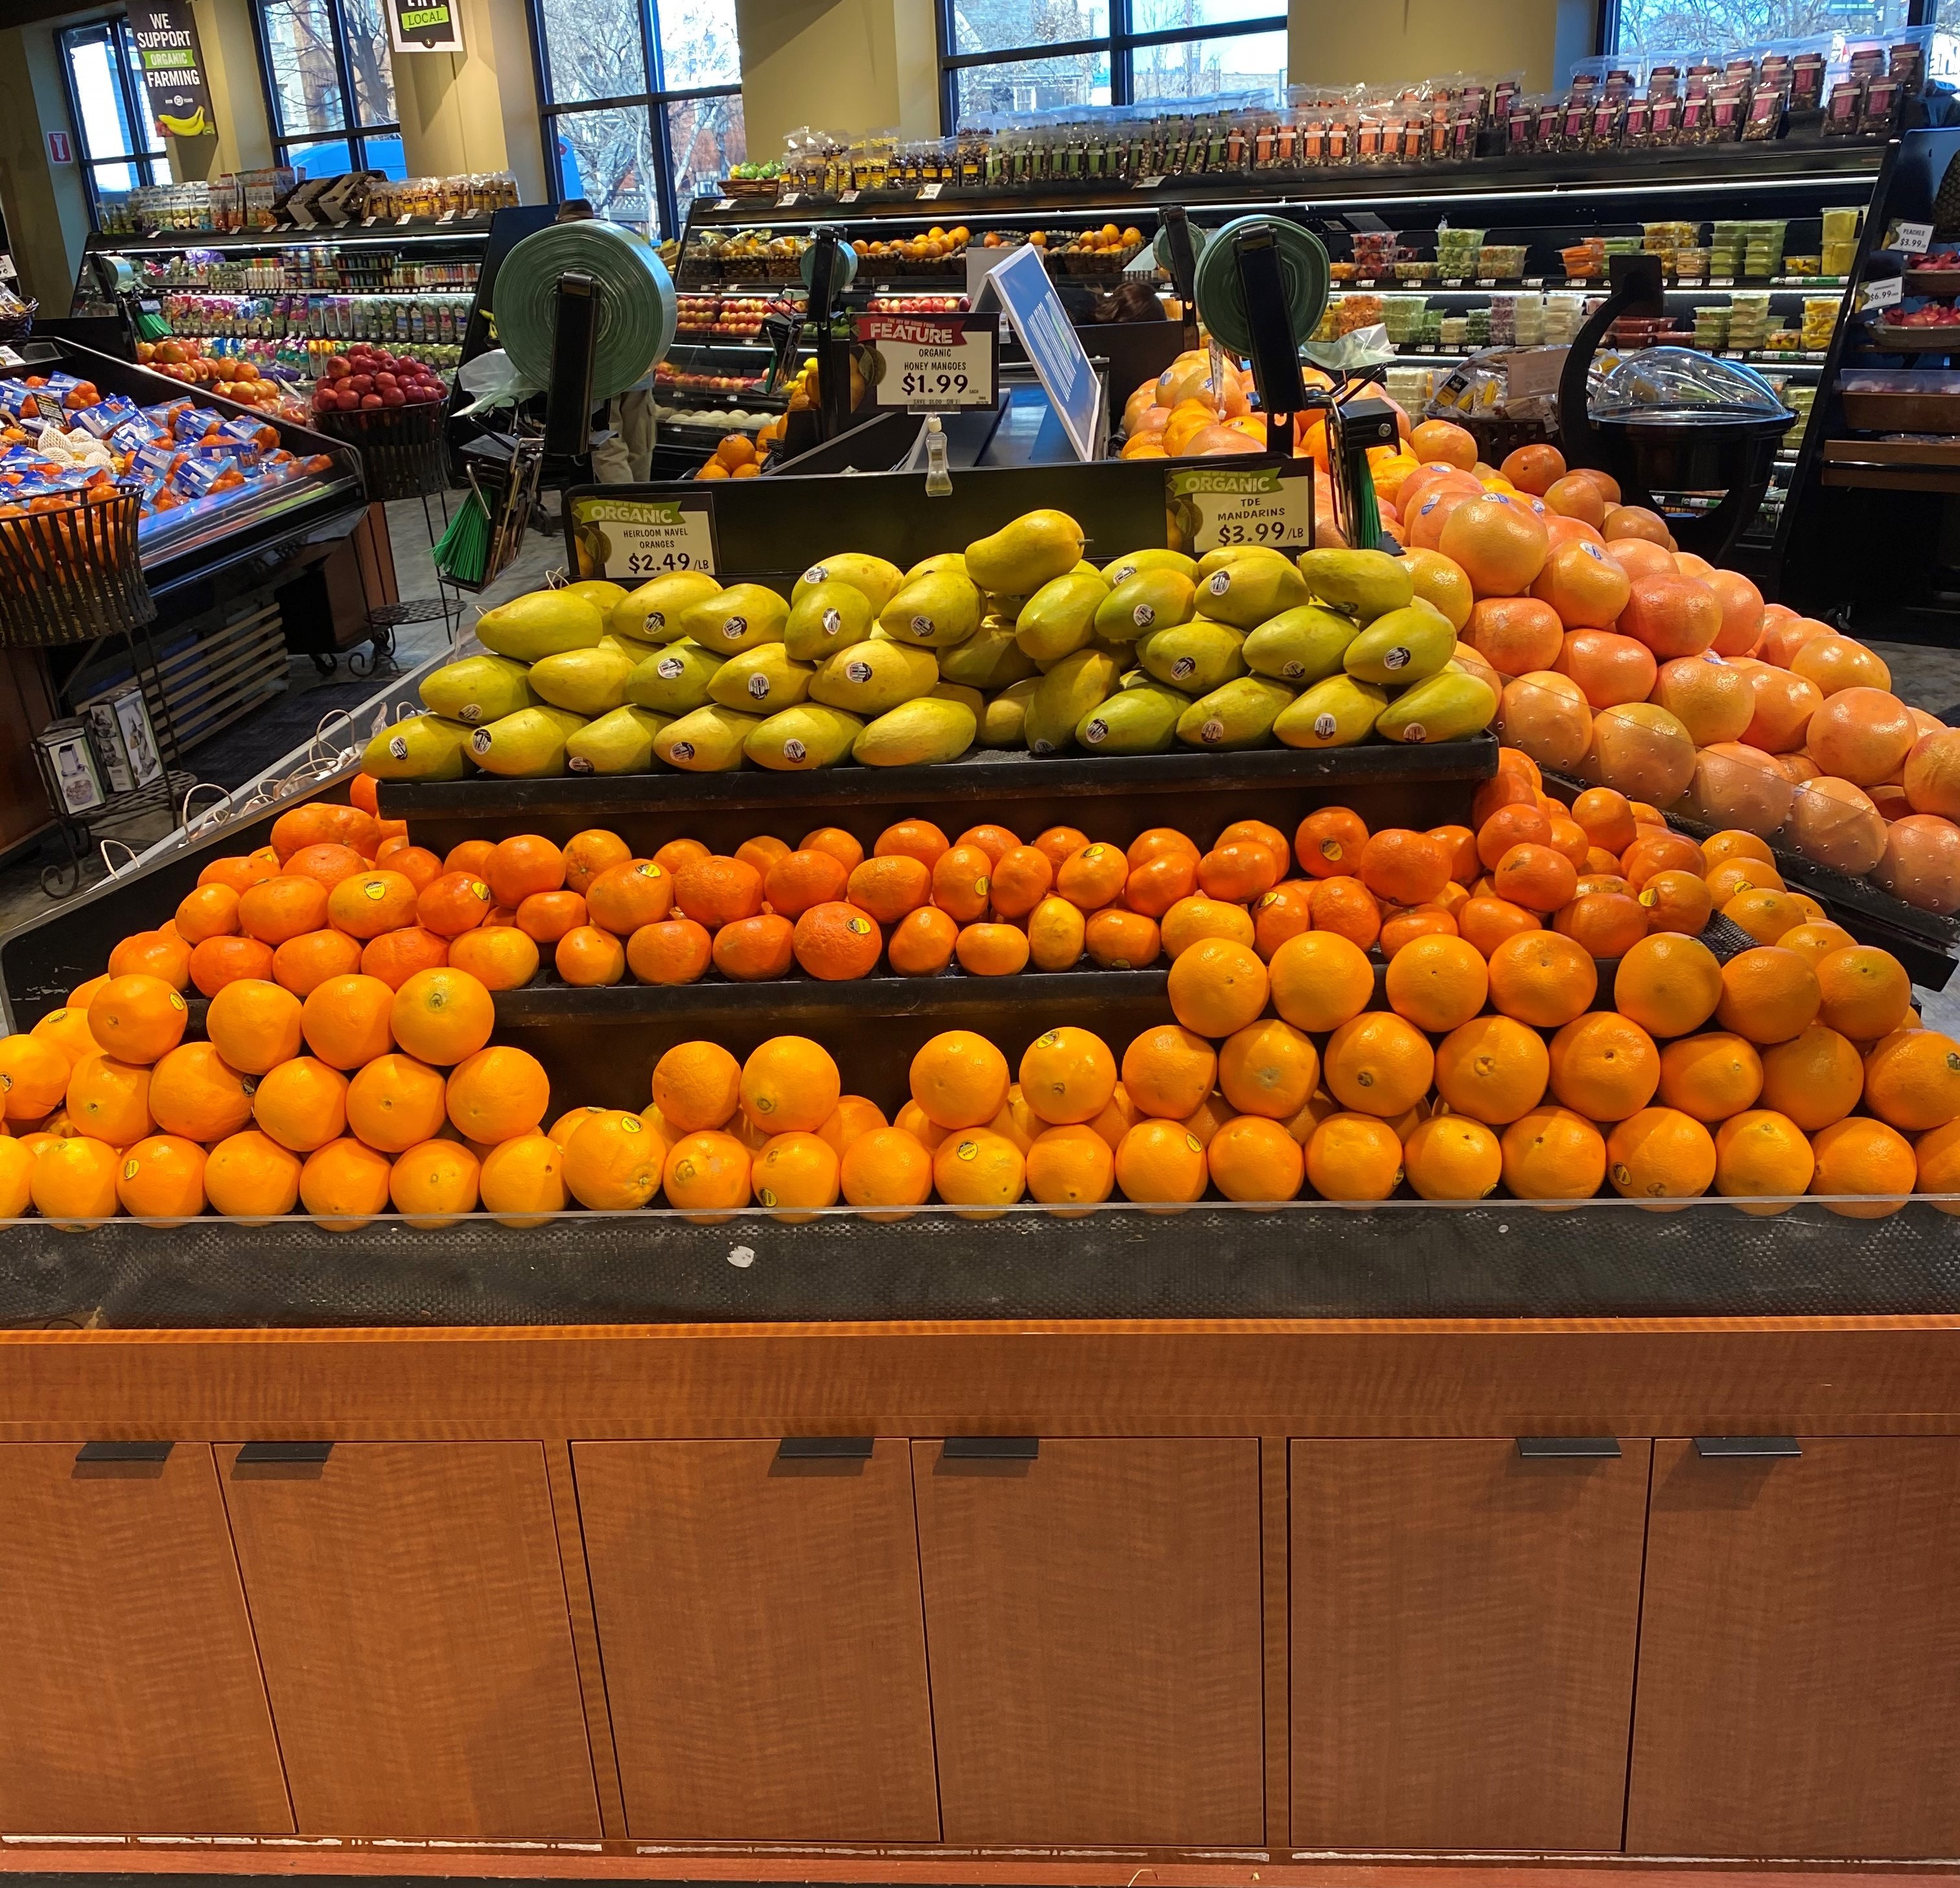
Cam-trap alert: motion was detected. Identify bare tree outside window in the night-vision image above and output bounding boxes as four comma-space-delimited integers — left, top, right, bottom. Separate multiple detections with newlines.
254, 0, 401, 176
531, 0, 746, 233
1611, 0, 1905, 50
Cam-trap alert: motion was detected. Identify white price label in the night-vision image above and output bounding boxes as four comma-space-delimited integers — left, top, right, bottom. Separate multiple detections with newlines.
1441, 277, 1465, 288
776, 191, 800, 207
713, 197, 736, 210
0, 346, 23, 367
917, 182, 942, 200
0, 253, 15, 279
1166, 461, 1312, 555
1522, 275, 1543, 288
860, 312, 996, 410
573, 495, 718, 579
360, 215, 377, 227
437, 209, 456, 224
1136, 174, 1166, 189
1709, 275, 1734, 287
1861, 275, 1904, 313
839, 189, 859, 203
395, 213, 414, 226
1476, 277, 1497, 287
1891, 220, 1933, 255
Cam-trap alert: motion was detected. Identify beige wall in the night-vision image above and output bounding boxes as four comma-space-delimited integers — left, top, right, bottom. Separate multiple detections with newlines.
1290, 0, 1591, 97
737, 0, 937, 166
392, 0, 547, 198
0, 24, 93, 313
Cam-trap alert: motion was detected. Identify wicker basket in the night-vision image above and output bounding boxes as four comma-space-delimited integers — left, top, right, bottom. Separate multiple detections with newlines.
0, 485, 154, 647
310, 401, 447, 501
0, 299, 36, 344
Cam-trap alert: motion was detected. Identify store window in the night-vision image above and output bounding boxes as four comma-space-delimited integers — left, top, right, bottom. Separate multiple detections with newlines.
60, 19, 173, 228
940, 0, 1285, 128
1604, 0, 1915, 51
530, 0, 747, 235
251, 0, 407, 180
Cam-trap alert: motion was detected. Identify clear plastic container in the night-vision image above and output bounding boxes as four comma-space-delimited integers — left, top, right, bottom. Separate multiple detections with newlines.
1591, 346, 1790, 421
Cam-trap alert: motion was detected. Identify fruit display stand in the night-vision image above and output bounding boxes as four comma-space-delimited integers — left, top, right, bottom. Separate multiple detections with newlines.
9, 440, 1960, 1875
682, 140, 1893, 587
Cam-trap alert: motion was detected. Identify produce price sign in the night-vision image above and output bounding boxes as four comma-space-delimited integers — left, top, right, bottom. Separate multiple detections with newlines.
569, 493, 718, 579
1163, 459, 1312, 555
856, 312, 998, 412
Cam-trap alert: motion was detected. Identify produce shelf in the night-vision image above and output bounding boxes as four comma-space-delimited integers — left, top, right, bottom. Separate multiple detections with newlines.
378, 734, 1500, 855
3, 1198, 1956, 1329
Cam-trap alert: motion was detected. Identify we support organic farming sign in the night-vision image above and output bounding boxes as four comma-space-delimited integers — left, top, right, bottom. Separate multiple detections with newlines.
389, 0, 467, 52
1164, 460, 1312, 555
856, 312, 998, 412
128, 2, 213, 139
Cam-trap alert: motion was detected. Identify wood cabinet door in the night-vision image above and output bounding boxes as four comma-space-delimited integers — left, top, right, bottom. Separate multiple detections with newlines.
220, 1441, 600, 1839
1291, 1438, 1650, 1852
1628, 1437, 1960, 1859
911, 1438, 1264, 1847
0, 1443, 291, 1836
575, 1439, 939, 1841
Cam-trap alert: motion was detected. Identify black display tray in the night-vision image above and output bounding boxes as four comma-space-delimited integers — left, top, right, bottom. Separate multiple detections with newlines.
379, 734, 1500, 858
2, 1200, 1956, 1329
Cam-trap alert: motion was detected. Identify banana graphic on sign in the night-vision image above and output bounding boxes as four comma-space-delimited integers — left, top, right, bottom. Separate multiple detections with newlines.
157, 108, 211, 136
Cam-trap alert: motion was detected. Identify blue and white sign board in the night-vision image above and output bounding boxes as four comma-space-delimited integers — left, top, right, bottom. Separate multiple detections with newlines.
974, 242, 1102, 462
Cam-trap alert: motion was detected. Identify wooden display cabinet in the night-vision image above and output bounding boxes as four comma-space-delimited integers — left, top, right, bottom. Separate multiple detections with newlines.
0, 1316, 1957, 1882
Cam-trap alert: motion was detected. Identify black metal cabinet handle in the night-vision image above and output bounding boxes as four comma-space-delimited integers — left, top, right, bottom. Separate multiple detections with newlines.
75, 1440, 172, 1463
776, 1436, 874, 1460
1517, 1436, 1621, 1459
942, 1436, 1039, 1461
236, 1441, 334, 1464
1694, 1435, 1801, 1459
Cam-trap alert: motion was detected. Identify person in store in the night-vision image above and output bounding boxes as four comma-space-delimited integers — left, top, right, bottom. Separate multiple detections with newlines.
554, 199, 657, 485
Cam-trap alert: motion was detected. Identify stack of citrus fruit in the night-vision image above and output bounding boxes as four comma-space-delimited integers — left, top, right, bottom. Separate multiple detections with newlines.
1354, 423, 1960, 920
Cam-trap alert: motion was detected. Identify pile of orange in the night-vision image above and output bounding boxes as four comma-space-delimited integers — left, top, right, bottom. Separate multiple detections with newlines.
1349, 425, 1960, 920
0, 932, 541, 1223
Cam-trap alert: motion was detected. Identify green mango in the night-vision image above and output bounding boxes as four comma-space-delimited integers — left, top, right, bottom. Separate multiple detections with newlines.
1297, 547, 1415, 623
1101, 547, 1198, 588
626, 640, 725, 715
904, 552, 970, 582
1196, 554, 1309, 629
1076, 682, 1186, 756
964, 507, 1086, 594
612, 570, 721, 643
745, 703, 864, 771
1195, 544, 1292, 581
937, 621, 1038, 690
981, 676, 1040, 749
561, 578, 627, 628
1344, 601, 1456, 685
932, 680, 985, 719
808, 638, 940, 716
880, 569, 982, 648
466, 705, 588, 777
1176, 675, 1296, 751
419, 653, 533, 726
677, 581, 789, 655
1095, 568, 1196, 643
528, 646, 637, 717
1274, 675, 1388, 750
793, 552, 904, 614
362, 713, 474, 781
1135, 618, 1247, 696
708, 644, 815, 715
782, 581, 874, 662
1025, 647, 1120, 757
1015, 570, 1107, 664
854, 695, 977, 767
654, 705, 762, 772
1375, 669, 1498, 745
1243, 605, 1360, 686
473, 589, 605, 662
566, 705, 670, 774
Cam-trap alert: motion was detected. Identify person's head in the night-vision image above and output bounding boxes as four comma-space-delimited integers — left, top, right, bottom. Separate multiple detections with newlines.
556, 198, 596, 222
1095, 279, 1167, 323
